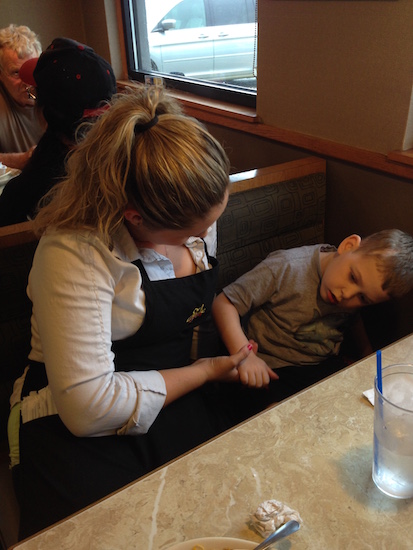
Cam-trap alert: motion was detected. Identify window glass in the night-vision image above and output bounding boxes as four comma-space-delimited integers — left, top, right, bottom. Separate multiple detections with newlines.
209, 0, 253, 25
154, 0, 206, 30
121, 0, 257, 107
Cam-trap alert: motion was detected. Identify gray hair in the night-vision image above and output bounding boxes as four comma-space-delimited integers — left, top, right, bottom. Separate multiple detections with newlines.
0, 24, 42, 69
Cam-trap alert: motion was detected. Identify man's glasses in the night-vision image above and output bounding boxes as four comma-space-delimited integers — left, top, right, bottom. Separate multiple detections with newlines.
25, 86, 37, 100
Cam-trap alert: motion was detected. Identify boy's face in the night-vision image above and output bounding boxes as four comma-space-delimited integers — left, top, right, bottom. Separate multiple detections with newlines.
320, 235, 390, 310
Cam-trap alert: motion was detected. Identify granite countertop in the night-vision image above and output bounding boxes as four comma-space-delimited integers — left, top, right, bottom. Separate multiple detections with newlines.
13, 334, 413, 549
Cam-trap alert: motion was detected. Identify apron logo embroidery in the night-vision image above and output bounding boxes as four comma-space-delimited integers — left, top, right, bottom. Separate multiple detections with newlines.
186, 304, 206, 323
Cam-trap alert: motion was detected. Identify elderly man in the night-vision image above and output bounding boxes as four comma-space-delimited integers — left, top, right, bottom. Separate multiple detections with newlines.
0, 37, 117, 226
0, 24, 46, 169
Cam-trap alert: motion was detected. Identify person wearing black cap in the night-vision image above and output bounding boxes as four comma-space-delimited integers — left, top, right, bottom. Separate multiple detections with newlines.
0, 37, 117, 226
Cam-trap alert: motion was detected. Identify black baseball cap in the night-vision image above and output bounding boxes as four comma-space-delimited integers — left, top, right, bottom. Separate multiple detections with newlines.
20, 37, 117, 136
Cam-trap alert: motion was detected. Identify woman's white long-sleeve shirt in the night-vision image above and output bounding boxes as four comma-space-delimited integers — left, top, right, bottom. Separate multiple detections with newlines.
11, 225, 212, 437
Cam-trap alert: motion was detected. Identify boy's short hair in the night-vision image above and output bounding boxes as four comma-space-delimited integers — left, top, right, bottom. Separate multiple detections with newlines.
356, 229, 413, 299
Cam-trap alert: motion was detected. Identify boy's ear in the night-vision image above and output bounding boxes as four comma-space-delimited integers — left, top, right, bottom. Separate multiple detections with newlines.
124, 206, 143, 226
337, 234, 362, 254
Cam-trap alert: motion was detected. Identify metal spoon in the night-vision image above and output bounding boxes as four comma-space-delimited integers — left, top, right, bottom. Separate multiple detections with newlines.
252, 520, 300, 550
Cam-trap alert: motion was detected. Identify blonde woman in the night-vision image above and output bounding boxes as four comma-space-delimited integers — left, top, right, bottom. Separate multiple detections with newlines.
10, 87, 252, 538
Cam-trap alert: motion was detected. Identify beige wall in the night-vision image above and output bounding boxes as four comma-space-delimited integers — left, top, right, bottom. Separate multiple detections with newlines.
0, 0, 86, 53
258, 0, 413, 154
0, 0, 121, 74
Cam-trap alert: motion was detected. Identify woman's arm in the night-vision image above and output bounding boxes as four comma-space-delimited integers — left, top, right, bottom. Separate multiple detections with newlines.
29, 234, 254, 437
29, 233, 163, 437
161, 345, 251, 405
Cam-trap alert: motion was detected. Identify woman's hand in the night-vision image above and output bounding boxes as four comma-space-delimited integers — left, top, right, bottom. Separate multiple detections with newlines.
161, 343, 252, 406
194, 343, 254, 383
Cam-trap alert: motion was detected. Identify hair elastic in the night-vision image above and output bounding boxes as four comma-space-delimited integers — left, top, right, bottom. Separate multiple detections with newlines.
134, 114, 159, 134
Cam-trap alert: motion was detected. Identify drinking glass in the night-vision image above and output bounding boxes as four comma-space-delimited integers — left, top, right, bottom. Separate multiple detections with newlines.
372, 363, 413, 498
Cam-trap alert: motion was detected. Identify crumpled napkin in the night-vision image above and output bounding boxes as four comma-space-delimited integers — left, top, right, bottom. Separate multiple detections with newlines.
251, 499, 303, 537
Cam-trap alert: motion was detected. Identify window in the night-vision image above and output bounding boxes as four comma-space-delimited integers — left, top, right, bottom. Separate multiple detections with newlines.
121, 0, 257, 107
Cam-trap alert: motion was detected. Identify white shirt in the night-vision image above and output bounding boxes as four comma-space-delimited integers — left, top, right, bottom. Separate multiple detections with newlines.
11, 224, 213, 437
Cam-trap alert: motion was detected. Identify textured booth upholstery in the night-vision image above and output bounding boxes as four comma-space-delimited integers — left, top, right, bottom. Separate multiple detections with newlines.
0, 222, 37, 440
0, 221, 37, 549
216, 157, 326, 291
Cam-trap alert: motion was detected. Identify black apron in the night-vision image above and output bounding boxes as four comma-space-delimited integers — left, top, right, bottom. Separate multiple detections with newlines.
112, 257, 217, 370
16, 252, 229, 539
110, 256, 225, 464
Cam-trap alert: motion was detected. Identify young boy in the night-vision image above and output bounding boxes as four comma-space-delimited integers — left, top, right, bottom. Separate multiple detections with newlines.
212, 229, 413, 388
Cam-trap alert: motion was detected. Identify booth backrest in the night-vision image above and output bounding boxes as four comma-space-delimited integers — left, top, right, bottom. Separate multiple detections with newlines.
216, 156, 327, 291
0, 221, 37, 547
0, 221, 37, 440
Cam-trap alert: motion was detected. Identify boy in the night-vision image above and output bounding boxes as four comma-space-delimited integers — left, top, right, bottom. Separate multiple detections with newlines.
212, 229, 413, 388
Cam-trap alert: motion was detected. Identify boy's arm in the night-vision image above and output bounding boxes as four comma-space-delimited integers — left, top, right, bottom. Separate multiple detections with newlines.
212, 292, 278, 387
212, 292, 249, 354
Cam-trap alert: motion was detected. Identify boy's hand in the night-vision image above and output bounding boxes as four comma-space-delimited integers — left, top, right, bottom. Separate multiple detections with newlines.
238, 352, 278, 388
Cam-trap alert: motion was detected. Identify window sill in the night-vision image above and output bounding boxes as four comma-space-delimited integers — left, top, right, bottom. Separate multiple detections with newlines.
167, 90, 259, 124
387, 149, 413, 167
116, 80, 259, 124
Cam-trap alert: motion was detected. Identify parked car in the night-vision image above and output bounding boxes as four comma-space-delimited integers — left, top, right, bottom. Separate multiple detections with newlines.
145, 0, 257, 83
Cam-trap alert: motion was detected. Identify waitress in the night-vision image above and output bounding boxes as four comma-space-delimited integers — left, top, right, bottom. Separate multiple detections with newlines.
9, 87, 254, 539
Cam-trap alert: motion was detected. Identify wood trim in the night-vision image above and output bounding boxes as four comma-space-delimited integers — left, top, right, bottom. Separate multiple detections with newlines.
387, 149, 413, 167
0, 221, 36, 248
117, 80, 413, 180
229, 156, 325, 193
184, 106, 413, 181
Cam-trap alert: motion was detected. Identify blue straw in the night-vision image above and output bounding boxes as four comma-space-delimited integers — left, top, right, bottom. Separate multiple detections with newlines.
376, 350, 383, 394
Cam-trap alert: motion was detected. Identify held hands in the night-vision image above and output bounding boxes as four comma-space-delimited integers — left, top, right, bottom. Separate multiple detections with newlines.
194, 343, 254, 383
162, 344, 276, 407
237, 348, 279, 387
211, 294, 278, 388
194, 341, 278, 387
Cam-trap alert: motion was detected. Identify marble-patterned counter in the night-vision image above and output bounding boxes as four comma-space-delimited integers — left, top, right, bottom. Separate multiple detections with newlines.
12, 334, 413, 549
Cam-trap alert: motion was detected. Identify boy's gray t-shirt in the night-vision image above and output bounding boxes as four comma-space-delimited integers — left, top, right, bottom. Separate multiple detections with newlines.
222, 244, 353, 369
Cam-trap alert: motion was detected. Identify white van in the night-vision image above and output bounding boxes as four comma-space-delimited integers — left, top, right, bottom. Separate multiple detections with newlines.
145, 0, 257, 83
